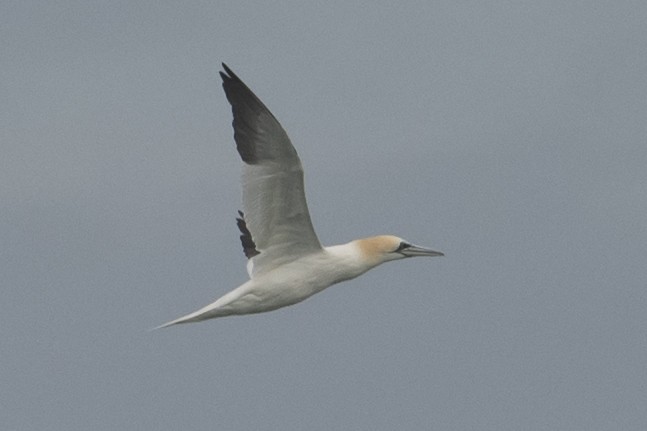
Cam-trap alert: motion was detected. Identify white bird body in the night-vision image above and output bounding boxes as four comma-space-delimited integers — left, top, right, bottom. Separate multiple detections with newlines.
157, 65, 443, 329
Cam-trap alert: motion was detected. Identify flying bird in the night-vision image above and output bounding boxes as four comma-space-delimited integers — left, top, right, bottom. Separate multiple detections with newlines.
157, 64, 443, 328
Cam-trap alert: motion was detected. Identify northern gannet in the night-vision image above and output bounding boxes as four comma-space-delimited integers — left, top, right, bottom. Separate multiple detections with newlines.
157, 64, 443, 328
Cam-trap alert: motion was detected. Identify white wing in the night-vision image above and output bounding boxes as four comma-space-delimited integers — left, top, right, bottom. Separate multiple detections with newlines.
220, 64, 322, 277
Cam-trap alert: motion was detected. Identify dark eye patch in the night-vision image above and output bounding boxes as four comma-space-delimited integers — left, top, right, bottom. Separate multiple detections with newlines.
395, 241, 411, 252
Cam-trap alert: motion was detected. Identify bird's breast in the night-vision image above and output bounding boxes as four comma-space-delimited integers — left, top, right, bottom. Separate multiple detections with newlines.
251, 250, 367, 302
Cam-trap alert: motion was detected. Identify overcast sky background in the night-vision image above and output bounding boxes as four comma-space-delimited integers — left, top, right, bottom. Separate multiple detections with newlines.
2, 1, 646, 430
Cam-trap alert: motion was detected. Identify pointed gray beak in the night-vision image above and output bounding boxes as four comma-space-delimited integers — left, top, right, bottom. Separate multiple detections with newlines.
400, 244, 444, 257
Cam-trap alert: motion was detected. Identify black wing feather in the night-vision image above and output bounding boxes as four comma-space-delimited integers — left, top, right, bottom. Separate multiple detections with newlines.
235, 210, 260, 259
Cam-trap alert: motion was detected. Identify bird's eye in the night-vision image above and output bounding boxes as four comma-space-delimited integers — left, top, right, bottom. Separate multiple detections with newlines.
395, 242, 411, 252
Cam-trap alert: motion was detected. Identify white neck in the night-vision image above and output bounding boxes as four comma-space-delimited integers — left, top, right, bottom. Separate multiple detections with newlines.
323, 241, 383, 283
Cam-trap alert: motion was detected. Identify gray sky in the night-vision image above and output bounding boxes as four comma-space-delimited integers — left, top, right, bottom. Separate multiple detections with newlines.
3, 1, 647, 429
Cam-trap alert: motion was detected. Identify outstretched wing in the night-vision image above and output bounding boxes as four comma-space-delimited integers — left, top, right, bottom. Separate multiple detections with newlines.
220, 64, 322, 277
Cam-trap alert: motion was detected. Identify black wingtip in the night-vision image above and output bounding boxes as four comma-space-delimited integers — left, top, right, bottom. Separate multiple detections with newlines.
220, 63, 239, 82
219, 63, 230, 83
